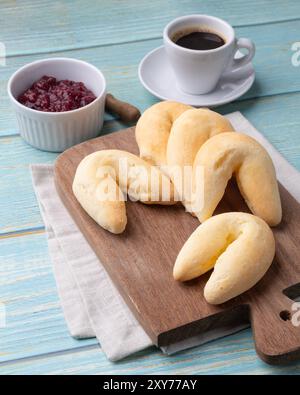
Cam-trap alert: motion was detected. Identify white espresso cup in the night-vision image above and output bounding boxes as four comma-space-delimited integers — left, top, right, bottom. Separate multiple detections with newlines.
163, 15, 255, 95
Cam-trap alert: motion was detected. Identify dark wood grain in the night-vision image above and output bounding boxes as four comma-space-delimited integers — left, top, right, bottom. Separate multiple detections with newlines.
105, 93, 141, 123
54, 127, 300, 365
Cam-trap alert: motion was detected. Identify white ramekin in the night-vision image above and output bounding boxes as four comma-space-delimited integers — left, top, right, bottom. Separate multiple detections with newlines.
7, 58, 106, 152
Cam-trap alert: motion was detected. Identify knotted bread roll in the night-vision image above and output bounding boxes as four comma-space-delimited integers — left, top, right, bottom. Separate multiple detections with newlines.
73, 150, 175, 234
173, 212, 275, 304
192, 132, 282, 226
136, 102, 235, 209
166, 108, 235, 206
167, 108, 234, 170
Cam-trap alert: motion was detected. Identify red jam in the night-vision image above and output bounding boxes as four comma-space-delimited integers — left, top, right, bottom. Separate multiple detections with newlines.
18, 75, 96, 112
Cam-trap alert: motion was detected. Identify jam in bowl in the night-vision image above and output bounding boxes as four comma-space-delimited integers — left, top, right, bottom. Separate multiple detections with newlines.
7, 58, 106, 152
18, 75, 97, 112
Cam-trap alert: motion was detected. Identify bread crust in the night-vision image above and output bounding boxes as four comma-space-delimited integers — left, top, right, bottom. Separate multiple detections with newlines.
73, 149, 175, 234
193, 132, 282, 226
135, 101, 192, 166
166, 108, 235, 206
173, 212, 275, 304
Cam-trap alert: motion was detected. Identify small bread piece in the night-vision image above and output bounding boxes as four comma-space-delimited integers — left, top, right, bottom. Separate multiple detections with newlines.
166, 108, 234, 206
173, 212, 275, 304
73, 149, 175, 234
167, 108, 234, 170
193, 132, 282, 226
135, 101, 192, 166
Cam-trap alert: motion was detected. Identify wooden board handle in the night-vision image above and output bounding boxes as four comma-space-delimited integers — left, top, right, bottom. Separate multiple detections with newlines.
105, 93, 141, 123
251, 285, 300, 364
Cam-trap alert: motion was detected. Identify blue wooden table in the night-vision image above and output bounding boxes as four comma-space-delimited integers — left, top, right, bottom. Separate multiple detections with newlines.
1, 0, 300, 375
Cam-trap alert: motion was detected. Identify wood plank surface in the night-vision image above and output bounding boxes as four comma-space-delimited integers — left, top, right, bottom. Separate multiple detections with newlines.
0, 232, 96, 363
1, 18, 300, 136
1, 1, 299, 56
2, 331, 300, 375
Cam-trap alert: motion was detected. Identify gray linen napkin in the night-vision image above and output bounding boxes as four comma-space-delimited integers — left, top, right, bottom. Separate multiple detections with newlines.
30, 111, 300, 361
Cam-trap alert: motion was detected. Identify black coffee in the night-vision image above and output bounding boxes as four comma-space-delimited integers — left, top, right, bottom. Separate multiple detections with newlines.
174, 30, 225, 50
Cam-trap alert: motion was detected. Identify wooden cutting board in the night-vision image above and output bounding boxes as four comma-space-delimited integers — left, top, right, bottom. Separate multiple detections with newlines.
54, 127, 300, 365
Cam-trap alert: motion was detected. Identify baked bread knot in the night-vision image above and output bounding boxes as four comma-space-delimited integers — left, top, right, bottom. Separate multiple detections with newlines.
135, 101, 192, 166
193, 132, 282, 226
173, 212, 275, 304
166, 108, 235, 206
73, 150, 175, 234
136, 102, 234, 169
167, 108, 235, 170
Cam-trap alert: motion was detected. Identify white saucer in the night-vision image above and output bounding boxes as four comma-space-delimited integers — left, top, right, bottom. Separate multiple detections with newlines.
138, 46, 255, 107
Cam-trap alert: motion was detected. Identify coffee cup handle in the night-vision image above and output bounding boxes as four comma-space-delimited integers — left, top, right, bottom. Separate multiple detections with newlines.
225, 38, 255, 74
